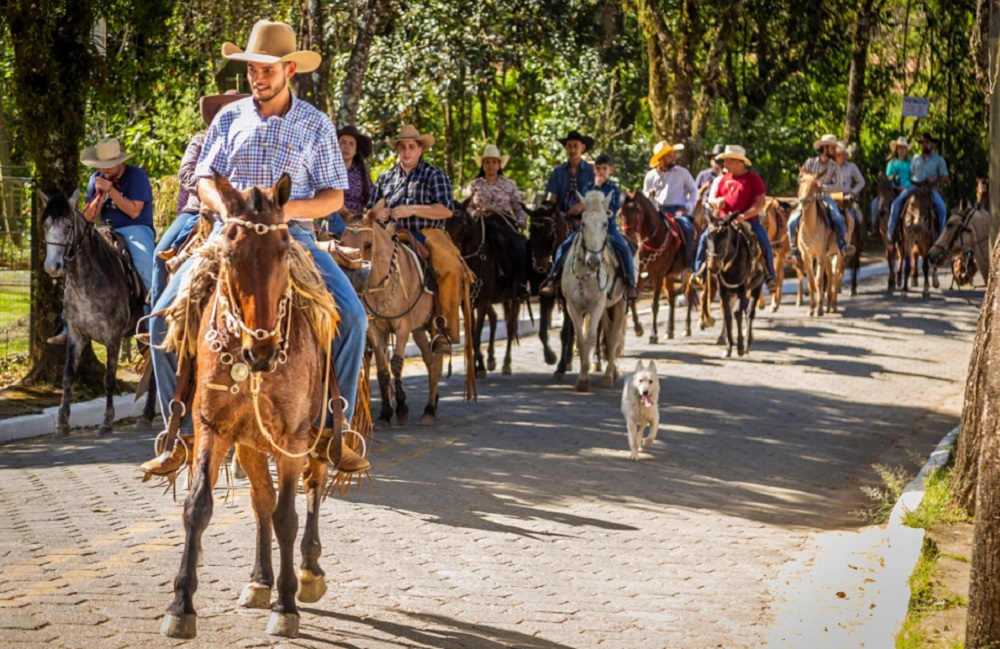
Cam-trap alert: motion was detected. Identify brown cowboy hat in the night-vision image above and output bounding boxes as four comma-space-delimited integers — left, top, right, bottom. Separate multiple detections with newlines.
80, 137, 136, 169
199, 90, 248, 126
557, 130, 595, 152
388, 124, 435, 150
222, 20, 321, 73
337, 125, 373, 158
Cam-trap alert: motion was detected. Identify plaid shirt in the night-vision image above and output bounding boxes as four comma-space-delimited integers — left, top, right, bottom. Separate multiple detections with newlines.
799, 155, 839, 193
370, 159, 455, 230
195, 96, 348, 221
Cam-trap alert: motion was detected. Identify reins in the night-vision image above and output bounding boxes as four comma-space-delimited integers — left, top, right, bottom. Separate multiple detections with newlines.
349, 223, 425, 321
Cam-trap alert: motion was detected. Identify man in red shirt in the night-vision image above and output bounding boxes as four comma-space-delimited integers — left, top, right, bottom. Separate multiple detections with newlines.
691, 145, 776, 292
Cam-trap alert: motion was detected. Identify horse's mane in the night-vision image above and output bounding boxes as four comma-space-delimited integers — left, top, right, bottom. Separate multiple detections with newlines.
161, 237, 339, 361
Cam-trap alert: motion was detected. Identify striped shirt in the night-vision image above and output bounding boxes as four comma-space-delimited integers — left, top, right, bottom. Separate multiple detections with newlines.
195, 96, 348, 222
832, 161, 865, 195
370, 159, 455, 230
799, 155, 840, 191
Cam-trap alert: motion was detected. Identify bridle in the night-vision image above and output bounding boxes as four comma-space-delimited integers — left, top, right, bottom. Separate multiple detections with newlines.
570, 210, 612, 291
43, 209, 93, 263
621, 199, 670, 253
344, 222, 423, 321
706, 218, 750, 289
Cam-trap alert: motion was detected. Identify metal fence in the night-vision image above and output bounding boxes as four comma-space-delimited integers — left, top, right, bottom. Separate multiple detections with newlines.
0, 170, 33, 361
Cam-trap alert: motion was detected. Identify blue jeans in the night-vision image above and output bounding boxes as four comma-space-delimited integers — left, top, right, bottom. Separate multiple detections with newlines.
888, 186, 947, 240
151, 210, 199, 308
548, 223, 636, 286
673, 214, 696, 270
788, 198, 848, 251
694, 220, 775, 281
118, 224, 155, 296
326, 213, 346, 237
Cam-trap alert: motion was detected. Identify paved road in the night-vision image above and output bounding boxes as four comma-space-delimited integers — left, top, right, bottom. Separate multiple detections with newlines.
0, 275, 980, 648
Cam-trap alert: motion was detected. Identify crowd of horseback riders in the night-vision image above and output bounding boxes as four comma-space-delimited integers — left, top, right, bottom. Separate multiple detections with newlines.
40, 17, 983, 493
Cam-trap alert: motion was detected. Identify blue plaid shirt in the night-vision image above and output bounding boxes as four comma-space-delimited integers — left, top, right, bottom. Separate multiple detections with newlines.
195, 96, 348, 220
545, 160, 595, 213
369, 159, 455, 230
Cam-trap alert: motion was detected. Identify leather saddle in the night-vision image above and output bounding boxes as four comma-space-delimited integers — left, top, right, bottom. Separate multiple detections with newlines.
101, 227, 146, 303
393, 228, 432, 290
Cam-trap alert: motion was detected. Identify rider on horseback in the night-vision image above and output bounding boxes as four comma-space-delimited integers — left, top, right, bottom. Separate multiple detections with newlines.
642, 141, 698, 271
141, 20, 368, 477
539, 153, 638, 300
832, 141, 865, 229
690, 145, 777, 293
368, 124, 467, 354
787, 134, 856, 263
870, 136, 911, 237
887, 132, 949, 243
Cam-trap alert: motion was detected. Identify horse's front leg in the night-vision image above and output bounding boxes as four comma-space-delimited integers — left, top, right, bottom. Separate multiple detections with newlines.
735, 293, 747, 356
486, 306, 497, 372
236, 444, 276, 609
923, 253, 932, 298
602, 302, 627, 387
720, 290, 735, 358
390, 323, 411, 426
747, 287, 761, 354
650, 275, 662, 344
412, 329, 443, 425
771, 254, 785, 312
297, 456, 328, 604
502, 302, 515, 375
567, 305, 591, 392
371, 334, 393, 429
161, 430, 228, 639
99, 339, 121, 436
267, 453, 305, 638
473, 305, 487, 378
56, 333, 85, 436
539, 296, 557, 365
667, 281, 677, 340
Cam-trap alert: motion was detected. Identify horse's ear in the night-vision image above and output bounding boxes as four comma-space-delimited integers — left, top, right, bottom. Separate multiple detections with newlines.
575, 190, 585, 206
602, 191, 613, 213
69, 188, 80, 206
273, 173, 292, 208
213, 171, 244, 216
36, 189, 50, 206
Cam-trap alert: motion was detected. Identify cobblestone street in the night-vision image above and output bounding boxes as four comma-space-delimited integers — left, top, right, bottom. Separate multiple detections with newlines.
0, 275, 979, 648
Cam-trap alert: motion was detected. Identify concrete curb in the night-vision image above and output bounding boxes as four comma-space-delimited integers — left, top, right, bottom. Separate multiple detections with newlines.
0, 394, 153, 444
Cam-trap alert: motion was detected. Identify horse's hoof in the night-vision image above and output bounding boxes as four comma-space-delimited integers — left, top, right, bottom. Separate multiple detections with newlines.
377, 418, 392, 431
770, 304, 779, 313
396, 413, 409, 427
266, 612, 300, 638
649, 335, 658, 344
543, 349, 557, 365
933, 276, 940, 289
231, 455, 247, 480
576, 378, 590, 392
634, 325, 644, 337
238, 582, 272, 608
419, 413, 436, 426
601, 375, 614, 388
487, 358, 496, 371
738, 347, 746, 357
97, 425, 113, 436
161, 613, 197, 639
553, 371, 565, 381
475, 369, 487, 379
296, 569, 327, 604
502, 364, 512, 375
851, 288, 857, 297
134, 417, 154, 431
723, 349, 732, 359
54, 425, 69, 437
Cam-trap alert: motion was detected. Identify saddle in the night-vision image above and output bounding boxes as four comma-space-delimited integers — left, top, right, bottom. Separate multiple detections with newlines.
953, 250, 977, 287
393, 228, 432, 291
101, 227, 147, 303
658, 209, 684, 253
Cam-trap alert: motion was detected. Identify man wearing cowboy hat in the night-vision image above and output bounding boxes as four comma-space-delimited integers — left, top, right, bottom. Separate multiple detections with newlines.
887, 132, 948, 242
832, 141, 865, 232
368, 124, 470, 353
142, 19, 368, 477
643, 140, 698, 270
695, 144, 726, 193
690, 145, 777, 293
544, 130, 596, 214
872, 136, 911, 237
787, 133, 855, 263
79, 136, 156, 296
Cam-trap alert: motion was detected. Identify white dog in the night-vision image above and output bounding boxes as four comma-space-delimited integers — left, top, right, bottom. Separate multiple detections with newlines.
621, 360, 660, 461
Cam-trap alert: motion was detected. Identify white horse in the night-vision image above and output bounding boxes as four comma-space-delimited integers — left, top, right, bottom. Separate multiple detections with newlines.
929, 206, 991, 287
561, 190, 628, 392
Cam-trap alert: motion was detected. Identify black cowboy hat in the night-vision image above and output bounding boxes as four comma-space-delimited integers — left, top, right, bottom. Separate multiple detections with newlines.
920, 132, 938, 144
199, 89, 248, 126
557, 130, 595, 152
707, 144, 725, 158
337, 125, 373, 158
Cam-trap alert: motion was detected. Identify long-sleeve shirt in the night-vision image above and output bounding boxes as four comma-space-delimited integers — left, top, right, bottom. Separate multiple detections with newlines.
910, 153, 948, 184
464, 176, 527, 220
885, 158, 912, 188
833, 161, 865, 195
343, 163, 373, 214
545, 160, 595, 213
581, 179, 621, 218
643, 166, 697, 213
178, 132, 207, 214
799, 156, 840, 193
369, 159, 455, 230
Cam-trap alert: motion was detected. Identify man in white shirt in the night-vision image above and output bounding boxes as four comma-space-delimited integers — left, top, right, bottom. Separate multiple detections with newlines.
643, 141, 698, 270
833, 141, 865, 232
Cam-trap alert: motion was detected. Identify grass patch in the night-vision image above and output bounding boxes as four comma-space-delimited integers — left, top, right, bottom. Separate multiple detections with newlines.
903, 465, 969, 531
857, 463, 913, 524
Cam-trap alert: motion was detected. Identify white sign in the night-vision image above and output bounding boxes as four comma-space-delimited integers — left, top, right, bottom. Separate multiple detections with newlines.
902, 96, 930, 118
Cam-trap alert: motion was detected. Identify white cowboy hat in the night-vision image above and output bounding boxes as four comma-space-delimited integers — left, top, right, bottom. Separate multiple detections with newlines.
835, 141, 852, 158
717, 144, 752, 167
387, 124, 435, 150
474, 144, 509, 169
813, 134, 839, 150
889, 136, 909, 152
79, 137, 136, 169
222, 20, 321, 74
648, 140, 680, 168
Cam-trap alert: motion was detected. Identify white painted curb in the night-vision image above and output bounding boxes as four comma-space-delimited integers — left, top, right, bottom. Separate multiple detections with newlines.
0, 394, 155, 445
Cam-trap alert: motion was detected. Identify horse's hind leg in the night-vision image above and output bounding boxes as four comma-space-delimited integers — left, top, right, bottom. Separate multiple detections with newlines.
56, 335, 85, 436
539, 296, 557, 365
161, 432, 228, 639
236, 445, 276, 609
141, 371, 157, 429
99, 339, 121, 436
267, 453, 305, 638
502, 302, 515, 375
297, 457, 328, 604
413, 330, 442, 425
486, 306, 497, 372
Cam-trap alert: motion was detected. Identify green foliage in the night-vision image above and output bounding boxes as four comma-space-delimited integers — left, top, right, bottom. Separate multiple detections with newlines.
904, 466, 970, 530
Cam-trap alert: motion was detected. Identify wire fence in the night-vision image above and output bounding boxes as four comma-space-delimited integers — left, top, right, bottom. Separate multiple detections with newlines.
0, 170, 33, 362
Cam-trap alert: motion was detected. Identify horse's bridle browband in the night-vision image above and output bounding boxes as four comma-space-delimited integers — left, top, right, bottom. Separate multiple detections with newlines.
44, 211, 94, 262
224, 216, 289, 234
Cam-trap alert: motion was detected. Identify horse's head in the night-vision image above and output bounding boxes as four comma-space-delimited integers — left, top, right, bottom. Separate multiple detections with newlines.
40, 189, 82, 278
619, 190, 642, 238
704, 218, 737, 273
929, 207, 971, 266
905, 185, 935, 231
797, 171, 822, 202
444, 198, 474, 251
216, 173, 293, 373
525, 201, 558, 274
579, 190, 612, 271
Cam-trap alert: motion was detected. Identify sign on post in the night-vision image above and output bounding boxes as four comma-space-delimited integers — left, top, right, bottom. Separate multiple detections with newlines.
902, 96, 930, 118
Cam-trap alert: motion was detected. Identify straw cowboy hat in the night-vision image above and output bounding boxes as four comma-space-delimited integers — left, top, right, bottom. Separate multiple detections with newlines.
717, 144, 752, 167
813, 134, 839, 150
887, 136, 909, 159
199, 89, 248, 126
648, 140, 680, 168
557, 130, 595, 152
222, 20, 321, 74
835, 141, 852, 158
337, 125, 373, 158
388, 124, 435, 150
80, 137, 136, 169
474, 144, 509, 169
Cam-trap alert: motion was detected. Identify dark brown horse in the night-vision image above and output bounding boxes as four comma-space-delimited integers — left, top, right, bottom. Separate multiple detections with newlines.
620, 190, 696, 343
526, 201, 574, 373
447, 200, 525, 377
159, 174, 346, 639
901, 184, 939, 298
874, 173, 904, 292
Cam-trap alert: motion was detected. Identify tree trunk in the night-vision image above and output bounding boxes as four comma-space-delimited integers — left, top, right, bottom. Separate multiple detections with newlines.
296, 0, 331, 113
337, 0, 389, 126
843, 0, 879, 146
691, 0, 744, 147
645, 34, 672, 140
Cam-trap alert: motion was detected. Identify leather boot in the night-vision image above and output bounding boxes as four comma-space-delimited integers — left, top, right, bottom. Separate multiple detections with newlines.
625, 285, 638, 300
539, 276, 558, 298
140, 433, 195, 477
309, 427, 371, 473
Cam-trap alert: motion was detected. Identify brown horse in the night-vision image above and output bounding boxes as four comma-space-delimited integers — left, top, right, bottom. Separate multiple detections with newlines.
620, 190, 696, 343
159, 175, 346, 639
797, 172, 844, 316
874, 173, 904, 292
900, 185, 939, 298
341, 213, 473, 429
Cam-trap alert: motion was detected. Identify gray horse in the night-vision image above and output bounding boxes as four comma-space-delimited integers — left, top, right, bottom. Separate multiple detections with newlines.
40, 191, 156, 435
